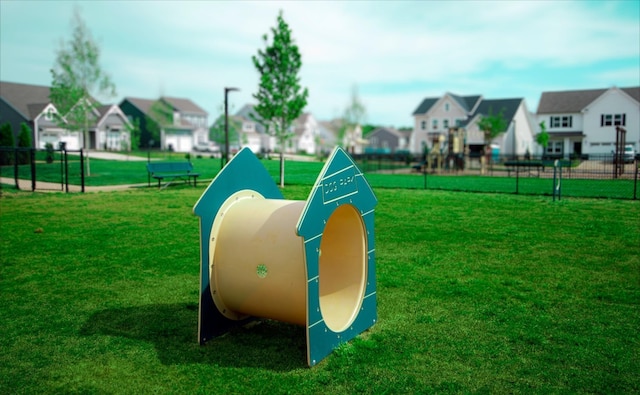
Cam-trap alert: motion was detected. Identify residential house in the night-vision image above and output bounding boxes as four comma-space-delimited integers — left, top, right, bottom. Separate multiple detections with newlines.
317, 120, 339, 154
1, 81, 130, 150
90, 104, 132, 150
536, 86, 640, 157
120, 96, 208, 152
119, 97, 157, 148
366, 127, 411, 153
292, 113, 319, 155
234, 105, 323, 155
318, 119, 366, 154
411, 92, 535, 157
234, 104, 270, 153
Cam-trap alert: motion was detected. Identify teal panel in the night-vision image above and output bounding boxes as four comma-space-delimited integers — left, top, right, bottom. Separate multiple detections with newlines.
299, 147, 378, 367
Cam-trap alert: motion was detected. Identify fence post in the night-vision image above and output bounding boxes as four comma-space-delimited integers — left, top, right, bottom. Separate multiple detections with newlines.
423, 167, 427, 190
30, 148, 36, 191
64, 149, 69, 193
634, 159, 638, 200
515, 158, 520, 195
80, 149, 85, 193
13, 148, 19, 190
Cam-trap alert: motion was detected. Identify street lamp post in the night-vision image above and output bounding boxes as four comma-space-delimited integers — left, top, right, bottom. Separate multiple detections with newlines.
223, 87, 240, 168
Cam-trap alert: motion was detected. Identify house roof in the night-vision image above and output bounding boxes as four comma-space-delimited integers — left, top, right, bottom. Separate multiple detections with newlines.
536, 87, 640, 114
161, 96, 207, 115
235, 104, 267, 134
413, 93, 483, 115
368, 127, 403, 139
462, 98, 523, 127
0, 81, 53, 120
412, 98, 438, 115
449, 93, 482, 112
121, 97, 155, 115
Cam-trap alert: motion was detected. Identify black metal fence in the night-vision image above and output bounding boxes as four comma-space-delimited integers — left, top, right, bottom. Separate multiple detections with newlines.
0, 147, 85, 193
353, 153, 639, 200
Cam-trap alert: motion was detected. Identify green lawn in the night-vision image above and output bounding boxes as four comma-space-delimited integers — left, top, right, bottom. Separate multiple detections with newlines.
1, 186, 638, 393
2, 153, 637, 199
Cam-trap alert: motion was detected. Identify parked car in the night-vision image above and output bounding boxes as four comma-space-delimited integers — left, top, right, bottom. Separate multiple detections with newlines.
624, 145, 635, 163
193, 142, 220, 153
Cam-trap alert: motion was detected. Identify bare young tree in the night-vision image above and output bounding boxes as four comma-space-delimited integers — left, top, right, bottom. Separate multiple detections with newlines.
50, 6, 115, 175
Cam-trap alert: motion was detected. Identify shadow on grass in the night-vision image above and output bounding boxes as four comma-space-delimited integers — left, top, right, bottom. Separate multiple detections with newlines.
80, 303, 307, 371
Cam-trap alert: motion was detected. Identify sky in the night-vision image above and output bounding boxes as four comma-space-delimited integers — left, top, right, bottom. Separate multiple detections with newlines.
1, 0, 639, 128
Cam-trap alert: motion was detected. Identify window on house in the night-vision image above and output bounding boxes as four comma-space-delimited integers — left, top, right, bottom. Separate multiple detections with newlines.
546, 141, 564, 154
45, 108, 54, 121
443, 119, 449, 129
550, 116, 573, 128
420, 120, 426, 130
455, 119, 464, 127
445, 102, 450, 112
601, 113, 626, 127
432, 119, 438, 130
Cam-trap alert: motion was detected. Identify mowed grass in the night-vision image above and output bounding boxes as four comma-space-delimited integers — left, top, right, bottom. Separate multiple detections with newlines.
1, 186, 639, 393
2, 155, 637, 199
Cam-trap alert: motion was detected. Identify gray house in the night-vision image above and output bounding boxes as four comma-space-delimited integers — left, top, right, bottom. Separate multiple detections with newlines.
0, 81, 69, 148
366, 127, 411, 153
1, 81, 130, 150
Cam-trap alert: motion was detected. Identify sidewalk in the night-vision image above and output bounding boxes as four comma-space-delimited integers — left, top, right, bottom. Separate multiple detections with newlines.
0, 177, 147, 193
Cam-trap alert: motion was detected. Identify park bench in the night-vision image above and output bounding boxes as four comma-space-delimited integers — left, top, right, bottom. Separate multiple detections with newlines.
146, 161, 199, 189
504, 160, 545, 177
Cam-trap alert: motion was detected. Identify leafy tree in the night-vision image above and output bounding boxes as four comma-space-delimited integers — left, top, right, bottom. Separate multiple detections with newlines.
126, 117, 141, 151
476, 107, 508, 148
17, 123, 32, 164
0, 122, 15, 166
0, 122, 14, 147
210, 114, 241, 150
144, 100, 172, 148
536, 121, 549, 156
339, 85, 366, 151
476, 107, 507, 173
252, 11, 309, 187
50, 6, 116, 175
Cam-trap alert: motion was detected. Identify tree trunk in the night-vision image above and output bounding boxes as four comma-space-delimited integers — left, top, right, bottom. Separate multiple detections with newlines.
279, 118, 286, 188
279, 149, 285, 188
84, 115, 91, 176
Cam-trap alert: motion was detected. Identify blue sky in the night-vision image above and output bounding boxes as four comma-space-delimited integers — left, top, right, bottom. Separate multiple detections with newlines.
1, 0, 639, 128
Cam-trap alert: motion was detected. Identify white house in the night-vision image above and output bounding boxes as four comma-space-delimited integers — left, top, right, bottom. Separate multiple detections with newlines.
160, 96, 208, 153
292, 113, 319, 155
411, 92, 536, 157
536, 86, 640, 157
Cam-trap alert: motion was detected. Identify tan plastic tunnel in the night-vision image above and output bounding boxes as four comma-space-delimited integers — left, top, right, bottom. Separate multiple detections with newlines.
208, 191, 368, 332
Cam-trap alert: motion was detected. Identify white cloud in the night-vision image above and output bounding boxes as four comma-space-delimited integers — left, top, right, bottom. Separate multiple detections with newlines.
1, 0, 638, 127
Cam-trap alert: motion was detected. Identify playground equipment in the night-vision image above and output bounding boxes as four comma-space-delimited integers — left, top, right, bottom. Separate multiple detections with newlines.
193, 147, 378, 366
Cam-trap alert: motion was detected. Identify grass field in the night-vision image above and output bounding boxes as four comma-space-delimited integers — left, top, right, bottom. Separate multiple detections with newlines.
1, 185, 638, 393
1, 154, 638, 199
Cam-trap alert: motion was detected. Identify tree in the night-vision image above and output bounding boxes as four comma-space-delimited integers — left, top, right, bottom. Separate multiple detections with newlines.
210, 114, 241, 151
50, 6, 116, 175
339, 85, 367, 153
126, 117, 141, 151
476, 107, 507, 174
144, 100, 172, 148
0, 123, 15, 166
17, 123, 32, 164
252, 11, 309, 187
0, 122, 14, 147
536, 121, 549, 157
